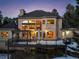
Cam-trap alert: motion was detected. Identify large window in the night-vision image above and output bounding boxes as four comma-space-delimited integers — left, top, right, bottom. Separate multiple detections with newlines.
47, 32, 54, 38
1, 32, 9, 39
47, 20, 54, 24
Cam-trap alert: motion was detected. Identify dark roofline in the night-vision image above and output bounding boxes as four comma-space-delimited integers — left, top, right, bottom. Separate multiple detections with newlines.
18, 17, 62, 19
18, 16, 60, 19
18, 10, 61, 19
0, 22, 18, 29
0, 28, 16, 30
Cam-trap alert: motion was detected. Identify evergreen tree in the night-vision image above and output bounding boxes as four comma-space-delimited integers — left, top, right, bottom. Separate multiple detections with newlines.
74, 0, 79, 28
0, 11, 3, 20
52, 9, 60, 18
52, 9, 58, 16
76, 0, 79, 4
63, 4, 75, 28
3, 17, 9, 24
0, 11, 3, 25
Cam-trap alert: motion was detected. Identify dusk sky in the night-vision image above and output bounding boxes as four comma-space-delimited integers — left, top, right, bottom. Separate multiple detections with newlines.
0, 0, 77, 18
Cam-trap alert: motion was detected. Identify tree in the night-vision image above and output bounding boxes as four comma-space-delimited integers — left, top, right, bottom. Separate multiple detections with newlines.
52, 9, 60, 18
76, 0, 79, 4
3, 17, 10, 24
0, 11, 3, 25
63, 4, 75, 28
74, 0, 79, 28
0, 11, 3, 20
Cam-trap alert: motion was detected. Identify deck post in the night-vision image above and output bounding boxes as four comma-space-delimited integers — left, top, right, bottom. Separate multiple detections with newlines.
7, 39, 9, 59
37, 29, 40, 44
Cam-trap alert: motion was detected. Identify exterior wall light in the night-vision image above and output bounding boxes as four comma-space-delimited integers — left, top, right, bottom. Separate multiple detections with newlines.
62, 30, 73, 39
66, 31, 71, 35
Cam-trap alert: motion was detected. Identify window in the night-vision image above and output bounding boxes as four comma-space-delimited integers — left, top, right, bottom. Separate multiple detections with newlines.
22, 20, 28, 23
21, 25, 28, 30
36, 25, 41, 30
1, 32, 9, 39
42, 20, 45, 24
36, 20, 41, 25
31, 31, 36, 39
36, 32, 38, 37
29, 20, 35, 23
47, 20, 54, 24
29, 25, 35, 29
47, 32, 54, 38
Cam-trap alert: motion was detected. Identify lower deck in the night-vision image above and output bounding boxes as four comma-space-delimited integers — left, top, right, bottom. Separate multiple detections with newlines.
8, 39, 65, 49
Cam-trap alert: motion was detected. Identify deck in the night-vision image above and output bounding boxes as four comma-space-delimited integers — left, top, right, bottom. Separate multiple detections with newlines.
7, 39, 65, 50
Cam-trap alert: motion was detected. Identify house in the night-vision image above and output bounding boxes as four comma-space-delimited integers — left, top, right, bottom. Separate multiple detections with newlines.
0, 9, 76, 42
0, 9, 75, 49
18, 9, 62, 40
0, 22, 17, 49
0, 9, 62, 48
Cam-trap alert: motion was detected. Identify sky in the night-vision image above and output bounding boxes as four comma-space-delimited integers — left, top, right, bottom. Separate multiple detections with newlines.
0, 0, 77, 18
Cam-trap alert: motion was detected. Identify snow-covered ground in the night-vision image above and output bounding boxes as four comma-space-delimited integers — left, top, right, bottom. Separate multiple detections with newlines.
67, 42, 78, 48
16, 40, 65, 45
67, 42, 78, 52
39, 40, 64, 45
0, 54, 10, 59
53, 56, 78, 59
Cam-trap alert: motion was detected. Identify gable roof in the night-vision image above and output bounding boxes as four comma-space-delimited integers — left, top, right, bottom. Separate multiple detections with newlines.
19, 10, 61, 18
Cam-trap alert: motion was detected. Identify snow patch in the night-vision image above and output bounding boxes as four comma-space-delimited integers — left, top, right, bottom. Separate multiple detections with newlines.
39, 40, 64, 45
16, 40, 64, 45
53, 56, 78, 59
0, 54, 10, 59
67, 42, 78, 48
67, 47, 76, 52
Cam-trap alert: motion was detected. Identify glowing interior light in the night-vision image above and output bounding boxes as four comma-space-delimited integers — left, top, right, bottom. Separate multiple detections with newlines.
35, 31, 37, 33
22, 20, 28, 23
45, 30, 48, 32
29, 20, 32, 23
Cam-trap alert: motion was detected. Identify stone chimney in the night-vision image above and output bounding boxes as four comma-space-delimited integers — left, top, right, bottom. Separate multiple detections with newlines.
19, 9, 25, 16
